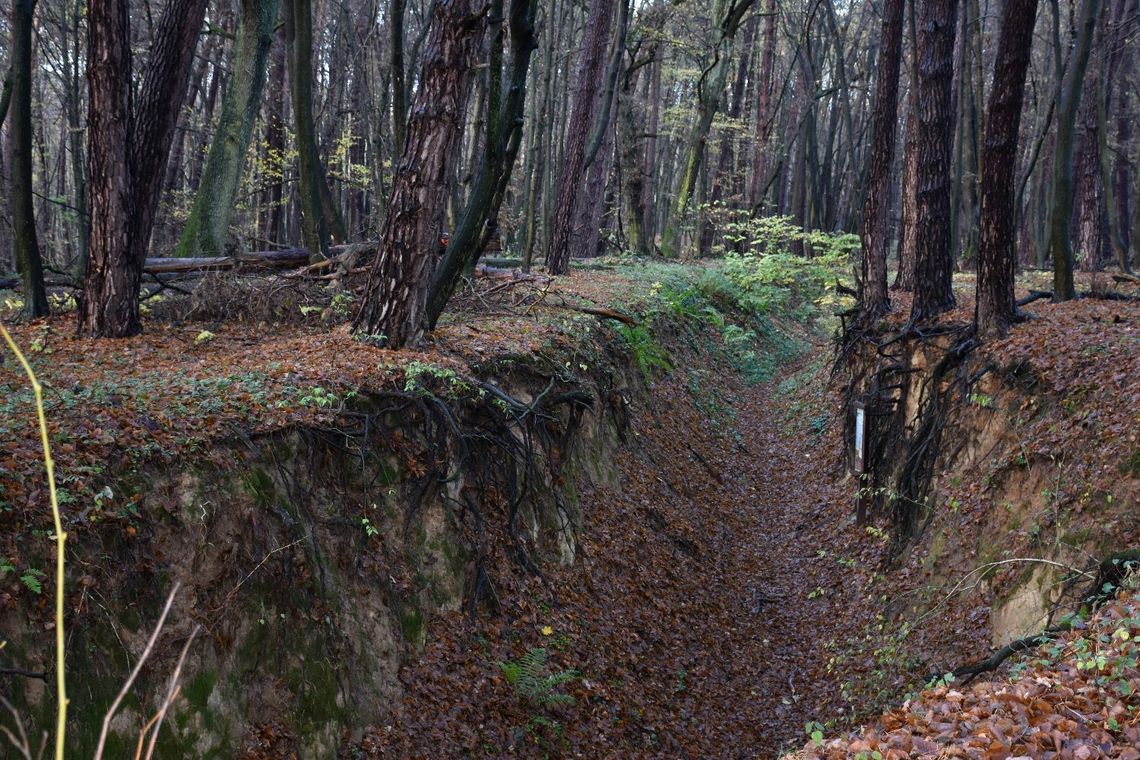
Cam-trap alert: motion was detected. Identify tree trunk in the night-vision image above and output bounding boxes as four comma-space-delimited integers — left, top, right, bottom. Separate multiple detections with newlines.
546, 0, 618, 274
859, 0, 905, 318
80, 0, 209, 337
354, 0, 485, 346
128, 0, 210, 269
749, 0, 778, 210
893, 0, 919, 291
1048, 0, 1103, 300
910, 0, 959, 320
426, 0, 539, 326
390, 0, 408, 158
661, 0, 757, 259
10, 0, 48, 317
79, 0, 135, 335
976, 0, 1038, 339
287, 0, 333, 261
262, 28, 288, 244
176, 0, 282, 258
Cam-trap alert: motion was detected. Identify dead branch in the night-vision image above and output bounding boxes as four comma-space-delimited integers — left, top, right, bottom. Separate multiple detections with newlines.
94, 581, 181, 760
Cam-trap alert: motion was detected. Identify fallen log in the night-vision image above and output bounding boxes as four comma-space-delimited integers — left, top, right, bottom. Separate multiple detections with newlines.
143, 247, 312, 274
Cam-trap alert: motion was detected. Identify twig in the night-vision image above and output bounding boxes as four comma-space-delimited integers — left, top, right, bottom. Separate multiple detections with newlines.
94, 581, 182, 760
914, 558, 1092, 630
0, 666, 47, 681
213, 537, 307, 611
0, 695, 32, 760
142, 625, 200, 760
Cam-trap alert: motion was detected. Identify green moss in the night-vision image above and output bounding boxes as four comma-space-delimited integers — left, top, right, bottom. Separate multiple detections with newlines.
1122, 449, 1140, 479
400, 605, 426, 648
241, 468, 275, 507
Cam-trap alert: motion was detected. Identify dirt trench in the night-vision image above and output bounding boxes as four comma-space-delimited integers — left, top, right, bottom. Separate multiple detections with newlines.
358, 344, 869, 758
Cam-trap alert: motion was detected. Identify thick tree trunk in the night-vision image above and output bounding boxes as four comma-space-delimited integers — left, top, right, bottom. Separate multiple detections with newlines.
79, 0, 135, 335
910, 0, 959, 320
859, 0, 905, 318
1048, 0, 1103, 300
80, 0, 209, 337
10, 0, 48, 317
176, 0, 282, 259
976, 0, 1038, 339
546, 0, 618, 274
354, 0, 485, 346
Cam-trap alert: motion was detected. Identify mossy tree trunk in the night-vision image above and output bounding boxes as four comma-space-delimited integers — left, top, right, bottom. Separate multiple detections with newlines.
661, 0, 756, 259
176, 0, 281, 259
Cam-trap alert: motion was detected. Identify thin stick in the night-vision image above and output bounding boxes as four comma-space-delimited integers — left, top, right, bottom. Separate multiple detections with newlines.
93, 581, 182, 760
132, 688, 175, 760
0, 325, 67, 760
143, 625, 200, 760
0, 695, 32, 760
213, 537, 306, 611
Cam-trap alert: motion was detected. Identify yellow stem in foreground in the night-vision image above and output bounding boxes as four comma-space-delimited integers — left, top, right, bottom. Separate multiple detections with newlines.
0, 324, 67, 759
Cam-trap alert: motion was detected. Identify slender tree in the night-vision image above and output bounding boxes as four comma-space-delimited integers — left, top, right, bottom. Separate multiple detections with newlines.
859, 0, 906, 318
546, 0, 618, 274
287, 0, 340, 261
909, 0, 959, 320
354, 0, 486, 347
176, 0, 282, 259
976, 0, 1039, 338
10, 0, 48, 317
1047, 0, 1103, 300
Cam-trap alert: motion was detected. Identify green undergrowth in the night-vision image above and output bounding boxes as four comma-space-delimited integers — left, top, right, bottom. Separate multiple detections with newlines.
607, 246, 853, 385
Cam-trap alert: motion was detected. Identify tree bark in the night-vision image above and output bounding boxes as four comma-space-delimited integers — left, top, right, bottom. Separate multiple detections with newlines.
859, 0, 905, 318
80, 0, 209, 336
354, 0, 485, 346
546, 0, 618, 274
748, 0, 778, 210
176, 0, 282, 259
426, 0, 539, 327
287, 0, 334, 261
976, 0, 1038, 339
910, 0, 959, 320
10, 0, 48, 317
390, 0, 408, 158
1047, 0, 1103, 300
79, 0, 135, 335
